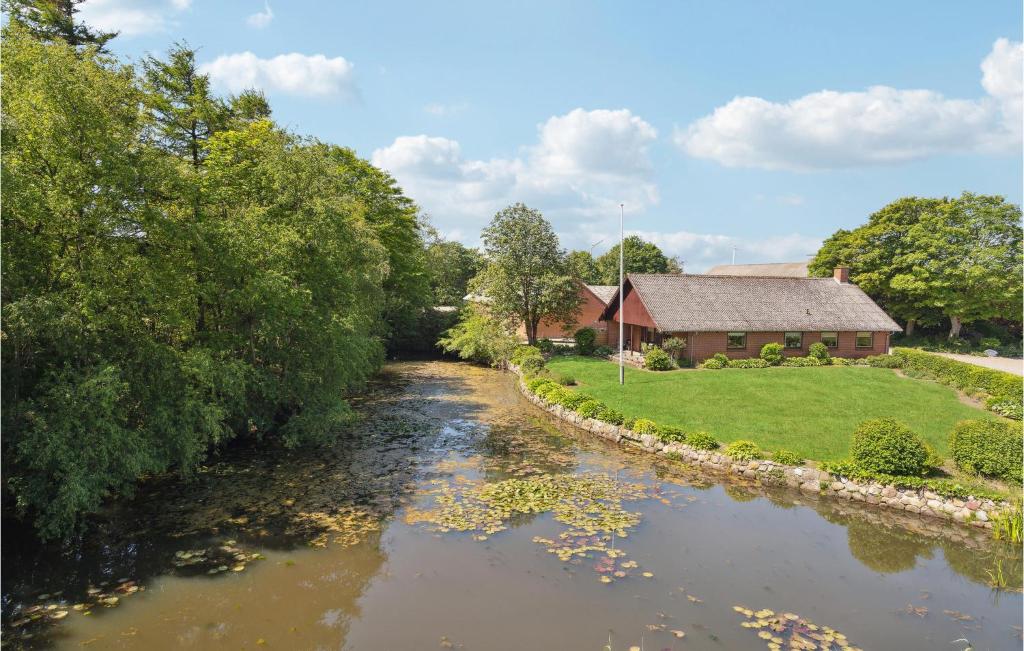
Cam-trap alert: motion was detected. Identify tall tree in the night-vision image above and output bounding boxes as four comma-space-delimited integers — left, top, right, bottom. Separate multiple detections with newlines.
566, 249, 600, 284
473, 203, 581, 344
3, 0, 117, 50
426, 233, 484, 305
811, 194, 1022, 339
595, 235, 672, 285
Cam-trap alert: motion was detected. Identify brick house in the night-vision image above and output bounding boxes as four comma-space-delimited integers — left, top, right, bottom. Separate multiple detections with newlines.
599, 267, 902, 363
520, 283, 617, 344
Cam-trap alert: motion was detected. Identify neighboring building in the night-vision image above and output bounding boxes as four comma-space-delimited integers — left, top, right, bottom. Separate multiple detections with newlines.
466, 283, 617, 344
600, 267, 901, 363
705, 260, 810, 277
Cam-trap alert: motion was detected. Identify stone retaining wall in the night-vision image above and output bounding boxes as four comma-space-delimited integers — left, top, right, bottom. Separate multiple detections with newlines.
515, 375, 1009, 530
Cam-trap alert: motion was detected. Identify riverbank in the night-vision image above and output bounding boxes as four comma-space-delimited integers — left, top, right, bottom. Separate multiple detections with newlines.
514, 368, 1011, 532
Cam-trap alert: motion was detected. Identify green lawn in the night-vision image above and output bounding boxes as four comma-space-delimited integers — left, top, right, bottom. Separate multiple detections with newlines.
544, 356, 999, 462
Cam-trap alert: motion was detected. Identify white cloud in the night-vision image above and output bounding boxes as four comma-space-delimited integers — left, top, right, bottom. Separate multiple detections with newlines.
199, 52, 356, 98
246, 2, 274, 28
424, 102, 469, 117
676, 38, 1023, 170
616, 230, 822, 273
372, 108, 658, 223
79, 0, 191, 36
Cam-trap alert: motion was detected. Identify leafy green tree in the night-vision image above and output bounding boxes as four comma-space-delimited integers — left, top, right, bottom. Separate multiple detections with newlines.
595, 235, 673, 285
229, 89, 273, 124
566, 250, 600, 283
473, 203, 581, 344
811, 194, 1022, 339
425, 234, 484, 305
438, 306, 518, 366
3, 0, 117, 50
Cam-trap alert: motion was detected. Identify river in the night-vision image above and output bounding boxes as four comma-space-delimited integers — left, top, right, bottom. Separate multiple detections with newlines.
3, 360, 1021, 650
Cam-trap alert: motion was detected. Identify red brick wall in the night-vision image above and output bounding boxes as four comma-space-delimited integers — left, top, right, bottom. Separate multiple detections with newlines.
684, 330, 891, 363
515, 286, 610, 344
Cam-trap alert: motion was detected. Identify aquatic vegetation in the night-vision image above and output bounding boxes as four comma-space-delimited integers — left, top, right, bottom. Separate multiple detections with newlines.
733, 606, 863, 650
990, 500, 1022, 544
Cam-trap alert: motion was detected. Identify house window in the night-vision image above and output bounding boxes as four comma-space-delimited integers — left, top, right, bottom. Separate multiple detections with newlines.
726, 332, 746, 349
784, 332, 802, 349
856, 331, 873, 348
821, 332, 838, 348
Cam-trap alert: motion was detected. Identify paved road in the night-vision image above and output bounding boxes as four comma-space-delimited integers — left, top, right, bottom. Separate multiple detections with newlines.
934, 352, 1024, 376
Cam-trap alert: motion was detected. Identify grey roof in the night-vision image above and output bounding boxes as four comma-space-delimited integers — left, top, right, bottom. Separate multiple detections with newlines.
585, 284, 618, 304
605, 273, 902, 332
705, 261, 810, 277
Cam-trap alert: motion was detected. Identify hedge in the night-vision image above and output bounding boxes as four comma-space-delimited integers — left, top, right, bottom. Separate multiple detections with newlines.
893, 347, 1022, 420
850, 418, 929, 476
949, 419, 1023, 483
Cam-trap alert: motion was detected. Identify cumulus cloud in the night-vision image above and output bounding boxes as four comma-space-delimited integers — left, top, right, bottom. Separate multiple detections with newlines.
676, 38, 1023, 170
372, 108, 658, 223
246, 2, 274, 28
199, 52, 356, 98
79, 0, 191, 36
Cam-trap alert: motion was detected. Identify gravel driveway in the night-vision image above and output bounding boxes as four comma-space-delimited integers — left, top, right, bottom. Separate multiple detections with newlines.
934, 352, 1024, 376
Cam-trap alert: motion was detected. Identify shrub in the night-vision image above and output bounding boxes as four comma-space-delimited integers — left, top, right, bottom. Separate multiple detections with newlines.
534, 382, 557, 399
701, 358, 726, 369
661, 336, 687, 360
536, 338, 555, 354
555, 373, 576, 386
543, 385, 569, 404
596, 407, 624, 425
559, 392, 591, 410
725, 440, 761, 461
949, 419, 1023, 483
979, 337, 1001, 350
686, 431, 719, 450
850, 418, 929, 476
438, 308, 518, 367
656, 425, 687, 443
519, 355, 546, 376
830, 357, 853, 366
632, 418, 659, 435
575, 399, 605, 419
781, 356, 821, 367
986, 397, 1023, 420
623, 416, 637, 430
864, 354, 902, 368
593, 345, 613, 357
643, 346, 675, 371
760, 342, 784, 366
771, 449, 804, 466
511, 345, 542, 366
574, 327, 597, 356
808, 342, 830, 362
727, 357, 769, 369
894, 347, 1022, 420
712, 353, 729, 364
526, 377, 551, 392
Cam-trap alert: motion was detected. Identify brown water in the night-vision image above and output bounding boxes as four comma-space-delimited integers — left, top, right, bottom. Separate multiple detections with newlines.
3, 360, 1022, 650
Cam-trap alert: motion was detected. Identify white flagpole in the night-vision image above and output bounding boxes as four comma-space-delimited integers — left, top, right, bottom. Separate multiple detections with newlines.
619, 203, 625, 386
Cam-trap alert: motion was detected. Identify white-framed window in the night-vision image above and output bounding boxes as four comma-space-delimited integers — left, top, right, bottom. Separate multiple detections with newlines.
821, 332, 839, 348
856, 331, 873, 348
726, 332, 746, 349
784, 332, 802, 349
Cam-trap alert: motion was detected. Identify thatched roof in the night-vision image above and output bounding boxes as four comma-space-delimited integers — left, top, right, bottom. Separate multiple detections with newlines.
584, 284, 618, 304
705, 261, 810, 277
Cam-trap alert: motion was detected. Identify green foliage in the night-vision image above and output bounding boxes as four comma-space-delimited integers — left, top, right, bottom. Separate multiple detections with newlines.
820, 459, 1007, 502
425, 235, 484, 306
656, 425, 687, 443
725, 440, 761, 461
595, 235, 674, 285
537, 338, 555, 354
520, 355, 546, 376
895, 347, 1022, 419
661, 337, 686, 360
534, 382, 558, 400
631, 418, 659, 435
864, 354, 903, 368
558, 391, 591, 410
781, 356, 823, 367
593, 345, 613, 357
701, 358, 726, 369
760, 342, 784, 366
473, 203, 581, 344
439, 307, 519, 367
712, 353, 729, 364
686, 431, 720, 450
850, 419, 929, 476
727, 357, 770, 368
623, 416, 637, 430
574, 327, 597, 355
830, 356, 854, 366
596, 407, 625, 425
566, 250, 600, 284
771, 449, 804, 466
808, 342, 831, 362
991, 500, 1023, 544
950, 420, 1023, 483
979, 337, 1001, 349
526, 377, 551, 392
575, 399, 605, 419
643, 346, 675, 371
511, 345, 542, 366
555, 373, 577, 386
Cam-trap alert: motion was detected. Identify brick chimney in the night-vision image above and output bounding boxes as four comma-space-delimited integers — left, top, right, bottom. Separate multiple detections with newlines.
834, 266, 850, 283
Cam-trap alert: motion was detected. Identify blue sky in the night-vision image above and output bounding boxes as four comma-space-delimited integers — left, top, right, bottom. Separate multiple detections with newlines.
80, 0, 1022, 270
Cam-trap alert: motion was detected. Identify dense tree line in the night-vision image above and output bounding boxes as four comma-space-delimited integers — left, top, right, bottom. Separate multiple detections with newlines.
1, 14, 435, 539
567, 235, 681, 285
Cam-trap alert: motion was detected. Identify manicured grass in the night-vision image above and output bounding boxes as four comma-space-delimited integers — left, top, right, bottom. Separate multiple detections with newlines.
544, 356, 999, 462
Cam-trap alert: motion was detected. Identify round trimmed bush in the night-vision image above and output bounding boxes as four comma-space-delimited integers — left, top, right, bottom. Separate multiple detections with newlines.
555, 373, 576, 386
526, 377, 550, 392
632, 418, 659, 435
643, 346, 675, 371
534, 382, 557, 399
850, 418, 929, 476
808, 342, 830, 362
559, 392, 590, 410
574, 327, 597, 356
511, 345, 542, 366
596, 407, 624, 425
725, 440, 761, 461
686, 431, 719, 450
575, 399, 604, 419
760, 342, 784, 366
544, 385, 569, 404
520, 355, 546, 376
656, 425, 686, 443
771, 449, 804, 466
949, 419, 1023, 483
